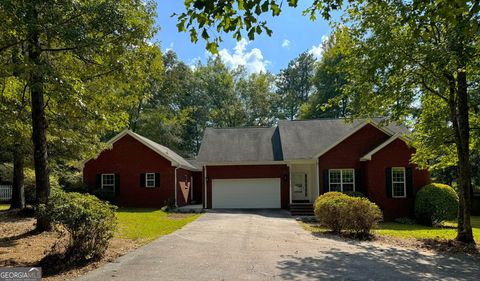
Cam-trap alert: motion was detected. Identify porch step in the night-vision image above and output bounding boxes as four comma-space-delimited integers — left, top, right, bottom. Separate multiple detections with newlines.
289, 203, 314, 216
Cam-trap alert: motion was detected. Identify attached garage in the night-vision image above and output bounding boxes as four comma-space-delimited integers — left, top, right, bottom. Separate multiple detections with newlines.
212, 178, 281, 209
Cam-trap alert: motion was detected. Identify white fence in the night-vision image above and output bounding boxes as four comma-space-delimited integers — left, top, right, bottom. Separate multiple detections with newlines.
0, 185, 12, 202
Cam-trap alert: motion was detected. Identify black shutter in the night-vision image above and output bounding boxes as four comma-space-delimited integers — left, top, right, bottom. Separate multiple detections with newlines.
386, 168, 392, 198
95, 174, 101, 189
140, 173, 146, 187
323, 169, 329, 193
115, 173, 120, 196
355, 169, 362, 194
406, 167, 413, 197
155, 173, 160, 187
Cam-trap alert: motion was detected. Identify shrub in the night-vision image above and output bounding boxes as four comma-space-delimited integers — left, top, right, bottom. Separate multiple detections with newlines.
415, 183, 458, 226
161, 197, 177, 212
314, 192, 382, 235
58, 171, 87, 193
345, 198, 383, 235
38, 189, 117, 263
314, 192, 352, 233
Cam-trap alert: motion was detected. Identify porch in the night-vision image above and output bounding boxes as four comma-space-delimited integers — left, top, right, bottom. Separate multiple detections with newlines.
288, 162, 319, 216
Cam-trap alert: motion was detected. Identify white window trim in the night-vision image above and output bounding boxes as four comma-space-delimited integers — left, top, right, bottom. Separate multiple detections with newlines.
329, 169, 355, 192
391, 167, 406, 198
145, 173, 156, 188
101, 173, 115, 192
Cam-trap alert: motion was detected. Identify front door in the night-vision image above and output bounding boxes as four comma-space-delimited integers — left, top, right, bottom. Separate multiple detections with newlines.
292, 172, 309, 202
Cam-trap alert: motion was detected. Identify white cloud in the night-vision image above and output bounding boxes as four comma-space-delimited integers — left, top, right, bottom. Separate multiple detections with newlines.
165, 42, 174, 52
308, 35, 329, 60
218, 39, 269, 74
281, 39, 290, 48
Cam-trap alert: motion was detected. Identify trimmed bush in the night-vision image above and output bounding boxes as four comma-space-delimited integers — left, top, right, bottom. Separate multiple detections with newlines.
39, 189, 117, 263
314, 192, 351, 233
314, 192, 382, 235
415, 183, 458, 226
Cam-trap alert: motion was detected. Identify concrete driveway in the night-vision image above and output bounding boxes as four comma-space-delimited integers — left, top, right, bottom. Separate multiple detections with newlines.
78, 210, 480, 281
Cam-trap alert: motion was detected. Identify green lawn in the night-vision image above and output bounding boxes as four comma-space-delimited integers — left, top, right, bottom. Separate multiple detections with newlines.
0, 204, 9, 211
115, 208, 201, 243
304, 216, 480, 241
375, 217, 480, 240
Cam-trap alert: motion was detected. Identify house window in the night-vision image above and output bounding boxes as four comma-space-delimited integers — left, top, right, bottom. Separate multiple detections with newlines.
145, 173, 156, 188
392, 167, 406, 198
329, 169, 355, 192
101, 174, 115, 192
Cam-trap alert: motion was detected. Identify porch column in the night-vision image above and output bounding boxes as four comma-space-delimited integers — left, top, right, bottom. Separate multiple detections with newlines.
288, 163, 292, 205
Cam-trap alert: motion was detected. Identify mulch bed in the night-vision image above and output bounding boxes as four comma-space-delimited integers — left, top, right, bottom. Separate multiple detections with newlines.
0, 209, 140, 281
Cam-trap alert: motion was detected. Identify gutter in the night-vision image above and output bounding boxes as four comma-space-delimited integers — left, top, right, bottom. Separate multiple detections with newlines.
174, 166, 180, 208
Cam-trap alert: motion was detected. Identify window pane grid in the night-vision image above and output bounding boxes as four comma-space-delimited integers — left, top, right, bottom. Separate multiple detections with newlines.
329, 169, 355, 192
101, 174, 115, 191
146, 173, 156, 188
391, 167, 406, 198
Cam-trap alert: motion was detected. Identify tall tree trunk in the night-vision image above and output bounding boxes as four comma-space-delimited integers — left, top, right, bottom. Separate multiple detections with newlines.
27, 6, 51, 231
454, 71, 474, 244
10, 149, 25, 210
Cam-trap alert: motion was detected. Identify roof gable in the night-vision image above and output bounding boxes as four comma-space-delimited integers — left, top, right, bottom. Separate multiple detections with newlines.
84, 130, 199, 171
360, 133, 410, 161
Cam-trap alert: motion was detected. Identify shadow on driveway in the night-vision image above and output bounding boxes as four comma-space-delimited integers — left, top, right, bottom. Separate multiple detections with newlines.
277, 240, 480, 280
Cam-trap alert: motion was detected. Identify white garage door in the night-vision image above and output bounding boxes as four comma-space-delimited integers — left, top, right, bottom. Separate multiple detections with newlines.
212, 178, 281, 208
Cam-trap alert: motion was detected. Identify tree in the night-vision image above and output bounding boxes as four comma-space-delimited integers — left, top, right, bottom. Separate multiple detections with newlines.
0, 0, 156, 230
236, 69, 278, 126
299, 30, 349, 119
0, 76, 30, 209
177, 0, 479, 244
276, 51, 316, 120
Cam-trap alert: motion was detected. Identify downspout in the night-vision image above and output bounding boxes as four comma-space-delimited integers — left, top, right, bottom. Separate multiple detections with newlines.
174, 166, 179, 208
316, 158, 320, 198
204, 166, 208, 209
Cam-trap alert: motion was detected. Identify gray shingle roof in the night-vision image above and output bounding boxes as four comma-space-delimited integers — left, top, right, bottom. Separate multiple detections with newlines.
129, 131, 200, 171
196, 118, 410, 163
196, 127, 283, 162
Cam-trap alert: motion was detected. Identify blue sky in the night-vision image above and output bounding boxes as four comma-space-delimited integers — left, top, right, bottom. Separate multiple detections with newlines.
154, 1, 341, 74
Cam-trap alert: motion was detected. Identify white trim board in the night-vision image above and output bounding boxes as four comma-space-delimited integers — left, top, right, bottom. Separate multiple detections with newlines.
360, 133, 409, 161
313, 119, 399, 159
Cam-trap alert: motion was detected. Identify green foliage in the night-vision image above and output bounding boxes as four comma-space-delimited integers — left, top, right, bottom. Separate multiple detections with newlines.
314, 192, 382, 235
299, 29, 350, 119
415, 183, 459, 226
394, 217, 417, 225
314, 192, 350, 233
38, 189, 117, 263
58, 170, 87, 193
275, 51, 316, 120
0, 163, 62, 204
176, 0, 343, 53
161, 197, 177, 212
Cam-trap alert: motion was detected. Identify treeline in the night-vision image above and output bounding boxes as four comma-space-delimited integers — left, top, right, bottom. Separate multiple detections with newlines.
135, 36, 348, 157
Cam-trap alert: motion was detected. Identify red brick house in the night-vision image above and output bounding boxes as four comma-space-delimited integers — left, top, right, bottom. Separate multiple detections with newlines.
82, 130, 201, 208
197, 119, 430, 219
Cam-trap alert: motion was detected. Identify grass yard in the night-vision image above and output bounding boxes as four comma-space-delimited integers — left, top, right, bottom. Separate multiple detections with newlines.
303, 216, 480, 241
0, 204, 9, 211
115, 208, 201, 243
376, 217, 480, 241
